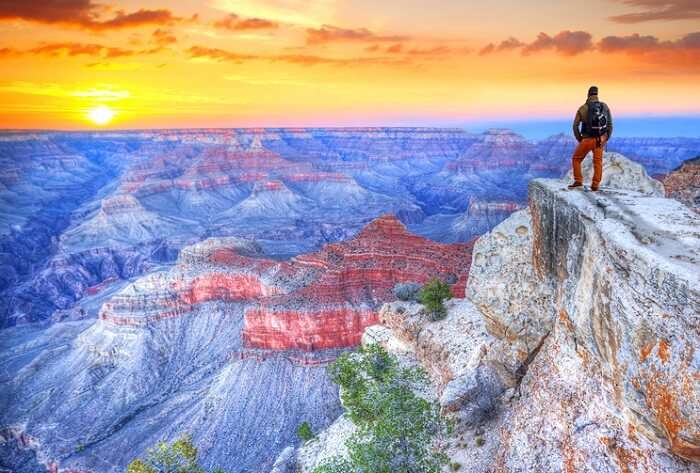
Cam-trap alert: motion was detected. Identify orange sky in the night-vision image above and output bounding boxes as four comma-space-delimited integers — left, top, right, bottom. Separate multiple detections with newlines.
0, 0, 698, 129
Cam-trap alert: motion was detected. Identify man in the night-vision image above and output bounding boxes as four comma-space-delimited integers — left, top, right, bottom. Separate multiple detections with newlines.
568, 85, 613, 192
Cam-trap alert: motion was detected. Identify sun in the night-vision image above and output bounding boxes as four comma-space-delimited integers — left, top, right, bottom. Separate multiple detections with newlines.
87, 105, 115, 126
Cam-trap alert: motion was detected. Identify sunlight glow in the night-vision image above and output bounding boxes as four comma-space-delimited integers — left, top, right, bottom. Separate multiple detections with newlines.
87, 105, 115, 126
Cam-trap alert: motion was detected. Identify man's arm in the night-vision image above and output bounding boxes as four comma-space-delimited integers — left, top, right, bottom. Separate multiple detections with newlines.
606, 105, 613, 140
573, 108, 583, 142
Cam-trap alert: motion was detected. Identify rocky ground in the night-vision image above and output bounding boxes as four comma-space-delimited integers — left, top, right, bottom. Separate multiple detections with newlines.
281, 153, 700, 473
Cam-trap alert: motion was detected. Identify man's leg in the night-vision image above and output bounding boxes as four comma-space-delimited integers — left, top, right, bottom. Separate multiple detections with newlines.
571, 138, 592, 185
591, 136, 606, 190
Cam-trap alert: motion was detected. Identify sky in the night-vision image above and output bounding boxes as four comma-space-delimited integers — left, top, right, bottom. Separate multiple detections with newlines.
0, 0, 699, 135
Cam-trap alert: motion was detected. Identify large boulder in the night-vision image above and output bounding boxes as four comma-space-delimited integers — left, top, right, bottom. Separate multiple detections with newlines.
565, 151, 664, 195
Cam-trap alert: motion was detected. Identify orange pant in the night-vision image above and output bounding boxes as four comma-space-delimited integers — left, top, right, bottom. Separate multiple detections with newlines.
572, 136, 607, 187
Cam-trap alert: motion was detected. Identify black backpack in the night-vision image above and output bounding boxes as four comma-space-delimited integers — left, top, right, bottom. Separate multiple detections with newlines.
587, 102, 608, 137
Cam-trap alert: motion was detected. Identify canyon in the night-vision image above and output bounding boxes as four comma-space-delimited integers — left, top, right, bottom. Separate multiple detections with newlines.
1, 128, 699, 472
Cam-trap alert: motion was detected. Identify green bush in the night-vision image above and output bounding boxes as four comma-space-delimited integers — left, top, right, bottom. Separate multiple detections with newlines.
126, 434, 224, 473
313, 344, 450, 473
418, 278, 453, 320
297, 421, 315, 443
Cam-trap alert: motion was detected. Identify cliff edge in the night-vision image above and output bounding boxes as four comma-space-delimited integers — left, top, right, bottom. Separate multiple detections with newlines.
285, 153, 700, 472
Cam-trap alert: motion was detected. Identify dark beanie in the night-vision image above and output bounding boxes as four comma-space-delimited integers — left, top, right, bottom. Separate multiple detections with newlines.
588, 86, 598, 96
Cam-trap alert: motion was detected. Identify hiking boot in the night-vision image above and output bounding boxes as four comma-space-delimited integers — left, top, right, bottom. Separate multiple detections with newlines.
590, 186, 600, 192
567, 182, 583, 189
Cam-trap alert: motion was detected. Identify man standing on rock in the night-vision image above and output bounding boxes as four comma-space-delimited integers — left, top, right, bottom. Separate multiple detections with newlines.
568, 86, 613, 192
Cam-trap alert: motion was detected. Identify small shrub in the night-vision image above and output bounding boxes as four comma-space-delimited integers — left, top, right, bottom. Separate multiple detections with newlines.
419, 278, 453, 320
313, 344, 450, 473
475, 436, 485, 447
451, 462, 462, 471
393, 282, 421, 301
297, 421, 314, 443
125, 433, 225, 473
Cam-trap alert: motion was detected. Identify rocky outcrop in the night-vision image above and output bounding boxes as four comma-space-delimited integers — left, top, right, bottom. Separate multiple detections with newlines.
293, 154, 700, 472
525, 177, 699, 463
662, 156, 700, 213
469, 154, 700, 466
564, 151, 665, 195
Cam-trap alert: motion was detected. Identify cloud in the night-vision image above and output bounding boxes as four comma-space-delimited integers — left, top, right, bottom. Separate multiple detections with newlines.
28, 42, 137, 58
479, 37, 524, 55
213, 13, 278, 31
0, 0, 183, 30
406, 46, 468, 56
0, 42, 168, 59
609, 0, 700, 23
481, 30, 700, 61
187, 46, 258, 62
598, 31, 700, 52
187, 44, 407, 67
522, 30, 593, 56
306, 25, 408, 44
152, 29, 177, 46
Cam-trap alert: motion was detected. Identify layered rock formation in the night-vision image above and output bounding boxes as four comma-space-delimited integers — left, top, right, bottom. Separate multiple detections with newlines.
289, 154, 700, 472
663, 156, 700, 213
0, 215, 472, 473
3, 129, 700, 328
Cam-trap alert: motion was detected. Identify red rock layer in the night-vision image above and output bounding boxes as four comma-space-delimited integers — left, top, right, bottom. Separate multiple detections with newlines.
243, 307, 378, 351
101, 215, 473, 352
178, 273, 281, 305
242, 215, 473, 351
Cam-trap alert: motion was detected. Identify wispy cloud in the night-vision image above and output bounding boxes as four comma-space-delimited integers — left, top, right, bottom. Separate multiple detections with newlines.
151, 29, 177, 46
213, 13, 278, 31
211, 0, 335, 28
188, 44, 409, 67
0, 0, 186, 31
609, 0, 700, 23
305, 25, 409, 45
479, 37, 524, 55
479, 30, 700, 68
0, 42, 167, 59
